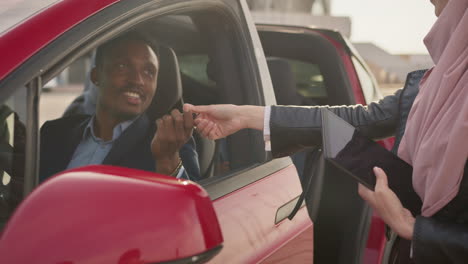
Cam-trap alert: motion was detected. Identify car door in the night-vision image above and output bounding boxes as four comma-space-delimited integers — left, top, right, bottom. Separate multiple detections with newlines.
170, 2, 314, 262
256, 24, 390, 264
0, 0, 313, 263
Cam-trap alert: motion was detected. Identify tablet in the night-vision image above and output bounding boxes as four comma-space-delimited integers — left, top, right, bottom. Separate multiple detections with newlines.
321, 109, 422, 215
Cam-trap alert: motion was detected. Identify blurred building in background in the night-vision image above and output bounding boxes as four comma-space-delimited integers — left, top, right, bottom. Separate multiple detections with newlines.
354, 43, 433, 84
246, 0, 352, 38
247, 0, 331, 15
247, 0, 433, 86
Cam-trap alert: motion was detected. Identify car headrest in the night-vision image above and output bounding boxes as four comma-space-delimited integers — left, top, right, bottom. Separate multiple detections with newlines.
145, 46, 183, 121
266, 57, 303, 105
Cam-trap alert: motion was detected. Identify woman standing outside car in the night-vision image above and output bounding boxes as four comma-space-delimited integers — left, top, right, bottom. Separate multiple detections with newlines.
185, 0, 468, 263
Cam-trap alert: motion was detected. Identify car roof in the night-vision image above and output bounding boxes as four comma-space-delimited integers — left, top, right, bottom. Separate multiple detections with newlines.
1, 0, 60, 35
255, 23, 350, 53
0, 0, 118, 81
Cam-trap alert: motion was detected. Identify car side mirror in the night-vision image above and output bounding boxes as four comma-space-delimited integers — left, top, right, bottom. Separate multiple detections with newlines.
0, 165, 223, 264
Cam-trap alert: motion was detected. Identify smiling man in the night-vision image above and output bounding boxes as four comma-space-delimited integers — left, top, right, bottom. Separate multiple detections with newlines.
39, 33, 200, 181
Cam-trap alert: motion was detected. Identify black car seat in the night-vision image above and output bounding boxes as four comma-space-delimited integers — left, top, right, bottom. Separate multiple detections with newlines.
266, 57, 308, 177
148, 46, 218, 180
145, 45, 183, 121
266, 57, 303, 106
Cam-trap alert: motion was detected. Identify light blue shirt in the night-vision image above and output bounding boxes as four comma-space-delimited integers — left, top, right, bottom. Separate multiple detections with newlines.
66, 115, 187, 179
66, 116, 135, 170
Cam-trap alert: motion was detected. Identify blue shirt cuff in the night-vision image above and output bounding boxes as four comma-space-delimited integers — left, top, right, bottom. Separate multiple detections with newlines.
176, 165, 187, 180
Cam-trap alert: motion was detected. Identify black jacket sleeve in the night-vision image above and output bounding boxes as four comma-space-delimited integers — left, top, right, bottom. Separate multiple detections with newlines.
269, 89, 402, 158
412, 216, 468, 264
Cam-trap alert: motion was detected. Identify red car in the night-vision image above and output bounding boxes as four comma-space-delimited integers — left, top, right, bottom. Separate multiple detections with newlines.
0, 0, 391, 263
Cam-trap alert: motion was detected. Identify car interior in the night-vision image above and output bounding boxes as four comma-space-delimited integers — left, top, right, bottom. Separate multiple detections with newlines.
38, 12, 267, 184
258, 28, 356, 106
37, 14, 360, 189
258, 27, 374, 264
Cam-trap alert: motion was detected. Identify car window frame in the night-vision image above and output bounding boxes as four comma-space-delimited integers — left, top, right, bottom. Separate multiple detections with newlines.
257, 26, 357, 106
351, 56, 378, 103
180, 6, 292, 197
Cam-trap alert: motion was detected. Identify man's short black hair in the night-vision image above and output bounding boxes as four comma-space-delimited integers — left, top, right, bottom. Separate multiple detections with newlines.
94, 31, 159, 69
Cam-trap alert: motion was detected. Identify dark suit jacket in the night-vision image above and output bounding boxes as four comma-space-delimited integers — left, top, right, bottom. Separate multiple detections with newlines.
39, 114, 200, 182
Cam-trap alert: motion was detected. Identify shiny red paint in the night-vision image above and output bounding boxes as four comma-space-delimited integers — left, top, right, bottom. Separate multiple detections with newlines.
369, 134, 395, 264
261, 227, 314, 263
209, 164, 313, 263
363, 139, 395, 264
378, 137, 396, 150
362, 213, 387, 264
312, 29, 367, 105
0, 0, 118, 80
0, 165, 223, 264
342, 54, 367, 105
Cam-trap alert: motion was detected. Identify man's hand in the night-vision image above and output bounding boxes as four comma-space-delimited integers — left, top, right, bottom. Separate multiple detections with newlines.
152, 109, 194, 176
184, 104, 264, 140
358, 167, 416, 240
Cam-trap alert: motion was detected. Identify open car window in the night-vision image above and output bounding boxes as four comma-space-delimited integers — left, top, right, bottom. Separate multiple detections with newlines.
38, 10, 266, 188
284, 58, 327, 102
258, 27, 356, 106
39, 53, 93, 126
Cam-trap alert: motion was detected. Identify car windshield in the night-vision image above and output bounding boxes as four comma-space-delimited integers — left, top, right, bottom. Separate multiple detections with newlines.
0, 0, 60, 35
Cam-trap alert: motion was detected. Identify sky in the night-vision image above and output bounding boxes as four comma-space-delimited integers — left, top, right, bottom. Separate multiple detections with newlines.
2, 0, 437, 55
330, 0, 438, 54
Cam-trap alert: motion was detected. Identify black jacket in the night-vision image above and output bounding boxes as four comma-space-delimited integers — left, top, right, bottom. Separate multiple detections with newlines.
40, 114, 200, 182
269, 70, 468, 263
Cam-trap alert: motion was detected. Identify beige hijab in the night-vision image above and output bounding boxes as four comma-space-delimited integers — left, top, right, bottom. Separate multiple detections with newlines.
398, 0, 468, 217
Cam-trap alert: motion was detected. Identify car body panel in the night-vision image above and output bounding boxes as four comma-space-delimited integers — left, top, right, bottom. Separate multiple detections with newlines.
260, 226, 314, 264
363, 215, 387, 264
0, 165, 223, 263
257, 24, 390, 264
209, 165, 312, 263
312, 27, 389, 264
1, 0, 62, 34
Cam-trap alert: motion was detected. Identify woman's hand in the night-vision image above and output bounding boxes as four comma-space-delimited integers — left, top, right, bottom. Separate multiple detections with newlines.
358, 167, 416, 240
183, 104, 264, 140
151, 109, 194, 175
